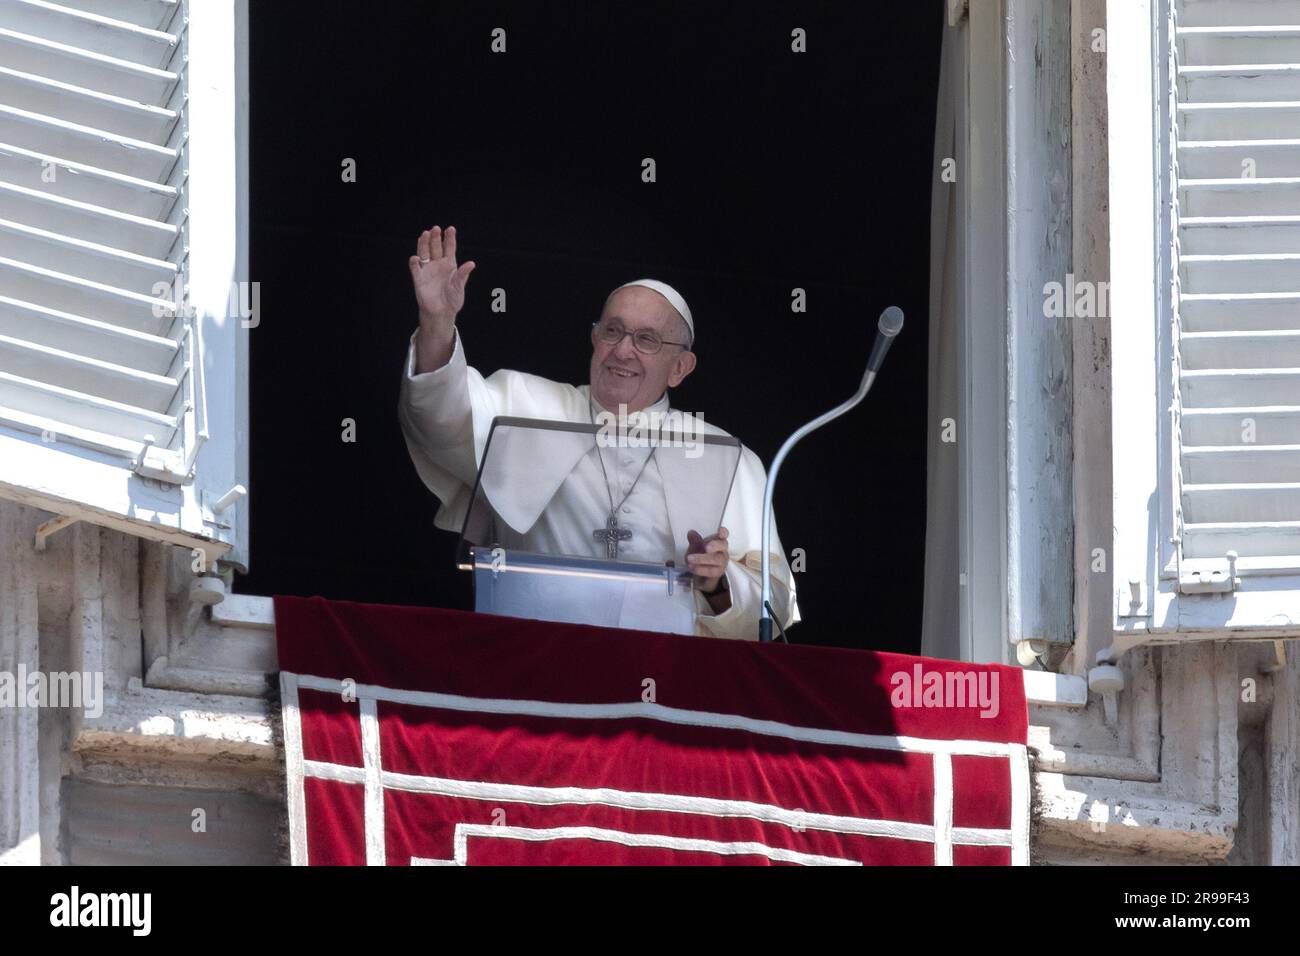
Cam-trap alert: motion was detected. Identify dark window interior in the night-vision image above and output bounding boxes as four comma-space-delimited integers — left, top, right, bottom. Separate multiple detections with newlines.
241, 1, 943, 653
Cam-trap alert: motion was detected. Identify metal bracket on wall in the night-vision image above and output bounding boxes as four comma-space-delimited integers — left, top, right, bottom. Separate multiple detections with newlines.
34, 514, 78, 552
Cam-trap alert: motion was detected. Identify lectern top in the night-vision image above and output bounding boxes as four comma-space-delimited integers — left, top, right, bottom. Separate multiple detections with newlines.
456, 415, 742, 571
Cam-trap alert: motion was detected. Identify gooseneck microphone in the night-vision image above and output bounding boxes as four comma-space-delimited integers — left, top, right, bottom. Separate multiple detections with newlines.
758, 306, 905, 643
867, 304, 905, 374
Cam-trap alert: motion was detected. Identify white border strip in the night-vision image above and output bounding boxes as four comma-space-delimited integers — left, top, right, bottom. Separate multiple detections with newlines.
446, 824, 862, 866
279, 672, 308, 866
293, 674, 1020, 759
932, 753, 954, 865
1009, 742, 1030, 865
301, 760, 1014, 848
360, 697, 386, 866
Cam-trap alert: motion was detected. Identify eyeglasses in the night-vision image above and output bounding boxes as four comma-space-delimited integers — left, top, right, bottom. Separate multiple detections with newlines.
591, 321, 692, 355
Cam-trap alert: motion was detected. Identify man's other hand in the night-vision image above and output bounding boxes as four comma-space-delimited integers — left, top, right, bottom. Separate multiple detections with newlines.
687, 527, 731, 613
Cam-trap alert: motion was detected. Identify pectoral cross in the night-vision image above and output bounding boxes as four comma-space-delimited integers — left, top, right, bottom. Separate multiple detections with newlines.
593, 513, 633, 559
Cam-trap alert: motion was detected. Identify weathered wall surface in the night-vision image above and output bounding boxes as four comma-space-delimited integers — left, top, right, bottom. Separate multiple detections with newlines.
61, 778, 282, 866
1, 498, 281, 866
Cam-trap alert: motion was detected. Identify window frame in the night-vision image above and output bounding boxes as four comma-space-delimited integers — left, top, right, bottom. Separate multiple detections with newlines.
955, 0, 1076, 665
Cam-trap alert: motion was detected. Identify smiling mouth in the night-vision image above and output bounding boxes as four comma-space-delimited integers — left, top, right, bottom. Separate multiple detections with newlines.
606, 366, 638, 379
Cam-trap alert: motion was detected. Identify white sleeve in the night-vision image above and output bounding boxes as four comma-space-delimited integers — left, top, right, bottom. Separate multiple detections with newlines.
397, 327, 481, 491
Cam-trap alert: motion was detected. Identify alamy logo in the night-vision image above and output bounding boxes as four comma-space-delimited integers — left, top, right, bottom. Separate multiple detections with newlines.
0, 665, 103, 718
594, 404, 706, 459
49, 886, 151, 936
889, 664, 1000, 718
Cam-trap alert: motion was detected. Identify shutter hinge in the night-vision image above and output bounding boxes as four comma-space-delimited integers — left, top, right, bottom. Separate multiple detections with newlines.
200, 485, 246, 530
1178, 550, 1240, 595
132, 435, 192, 484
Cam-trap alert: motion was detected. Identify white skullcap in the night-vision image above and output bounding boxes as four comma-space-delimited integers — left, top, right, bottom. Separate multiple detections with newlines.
610, 278, 694, 344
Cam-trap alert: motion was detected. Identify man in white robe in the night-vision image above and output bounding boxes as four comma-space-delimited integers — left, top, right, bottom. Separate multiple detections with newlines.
397, 225, 798, 640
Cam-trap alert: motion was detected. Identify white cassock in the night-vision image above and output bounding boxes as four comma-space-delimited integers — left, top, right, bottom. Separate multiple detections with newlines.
397, 330, 800, 640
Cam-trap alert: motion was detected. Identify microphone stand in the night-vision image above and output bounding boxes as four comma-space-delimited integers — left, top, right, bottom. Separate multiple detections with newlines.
759, 306, 905, 642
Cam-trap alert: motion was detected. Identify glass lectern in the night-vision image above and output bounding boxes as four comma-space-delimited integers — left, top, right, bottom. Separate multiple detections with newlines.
457, 416, 742, 635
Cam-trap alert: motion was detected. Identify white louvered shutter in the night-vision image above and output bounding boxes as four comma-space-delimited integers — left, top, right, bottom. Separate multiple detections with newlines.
0, 0, 248, 567
1171, 0, 1300, 588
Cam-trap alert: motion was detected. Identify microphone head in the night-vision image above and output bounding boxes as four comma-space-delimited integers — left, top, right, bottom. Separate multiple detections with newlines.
878, 306, 905, 338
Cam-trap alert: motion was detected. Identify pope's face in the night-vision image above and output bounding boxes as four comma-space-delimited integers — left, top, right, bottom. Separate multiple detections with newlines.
589, 287, 696, 413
